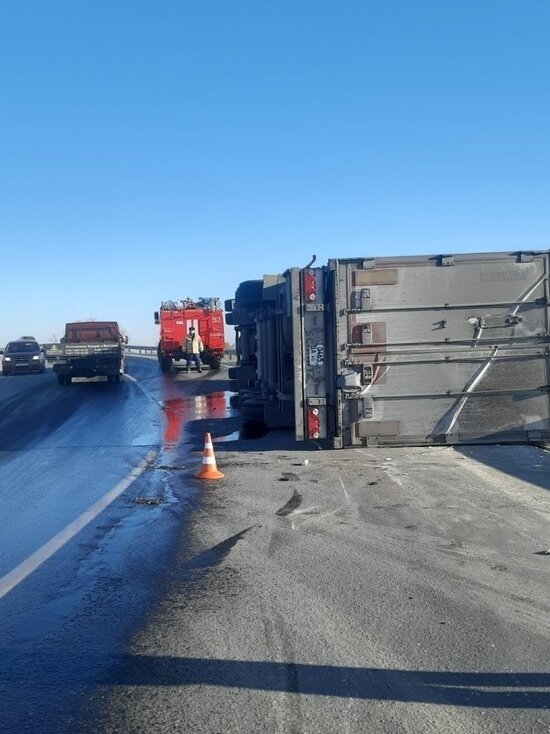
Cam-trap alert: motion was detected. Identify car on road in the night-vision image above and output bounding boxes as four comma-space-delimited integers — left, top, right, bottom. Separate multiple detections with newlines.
1, 340, 46, 375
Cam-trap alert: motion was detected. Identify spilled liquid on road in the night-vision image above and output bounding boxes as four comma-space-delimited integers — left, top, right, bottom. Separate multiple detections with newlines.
162, 391, 233, 448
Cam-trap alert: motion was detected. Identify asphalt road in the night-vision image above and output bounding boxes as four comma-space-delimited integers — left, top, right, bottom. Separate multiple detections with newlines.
1, 358, 549, 733
0, 358, 236, 733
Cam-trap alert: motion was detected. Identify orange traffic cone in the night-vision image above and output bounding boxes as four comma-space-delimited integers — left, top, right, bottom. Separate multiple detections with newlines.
195, 432, 224, 479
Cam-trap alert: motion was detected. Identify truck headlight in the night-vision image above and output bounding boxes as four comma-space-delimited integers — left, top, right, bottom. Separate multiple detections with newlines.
32, 355, 40, 361
3, 357, 11, 362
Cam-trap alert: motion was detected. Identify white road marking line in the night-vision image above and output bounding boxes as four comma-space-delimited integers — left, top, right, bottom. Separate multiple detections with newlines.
336, 471, 350, 500
0, 450, 157, 600
124, 373, 165, 408
381, 463, 406, 488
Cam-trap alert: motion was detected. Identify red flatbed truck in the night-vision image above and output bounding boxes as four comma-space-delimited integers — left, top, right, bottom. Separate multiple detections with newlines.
53, 321, 126, 385
154, 298, 225, 373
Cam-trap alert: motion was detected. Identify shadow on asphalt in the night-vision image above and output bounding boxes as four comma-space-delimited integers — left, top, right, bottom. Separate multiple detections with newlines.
99, 656, 550, 708
187, 416, 323, 454
456, 443, 550, 494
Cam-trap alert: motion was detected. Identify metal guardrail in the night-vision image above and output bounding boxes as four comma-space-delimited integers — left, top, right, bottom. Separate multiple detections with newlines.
125, 345, 237, 357
125, 345, 157, 355
44, 344, 234, 358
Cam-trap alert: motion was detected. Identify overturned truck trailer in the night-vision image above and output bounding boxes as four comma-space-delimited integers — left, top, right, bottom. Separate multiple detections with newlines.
225, 251, 550, 448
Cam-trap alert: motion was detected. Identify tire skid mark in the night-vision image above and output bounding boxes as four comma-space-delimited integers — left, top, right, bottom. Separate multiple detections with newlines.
276, 490, 302, 517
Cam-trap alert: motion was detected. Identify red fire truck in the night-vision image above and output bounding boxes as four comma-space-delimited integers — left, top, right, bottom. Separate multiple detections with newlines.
154, 297, 225, 373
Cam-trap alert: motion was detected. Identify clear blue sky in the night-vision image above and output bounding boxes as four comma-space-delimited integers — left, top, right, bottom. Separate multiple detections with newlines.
1, 0, 549, 344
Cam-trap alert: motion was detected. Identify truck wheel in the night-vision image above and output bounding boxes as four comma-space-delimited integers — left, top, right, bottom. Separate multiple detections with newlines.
160, 356, 173, 373
210, 354, 222, 370
235, 280, 264, 307
242, 398, 265, 419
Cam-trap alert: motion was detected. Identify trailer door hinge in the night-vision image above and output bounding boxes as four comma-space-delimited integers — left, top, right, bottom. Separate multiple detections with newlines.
361, 324, 372, 345
357, 397, 373, 418
359, 288, 371, 311
362, 364, 373, 385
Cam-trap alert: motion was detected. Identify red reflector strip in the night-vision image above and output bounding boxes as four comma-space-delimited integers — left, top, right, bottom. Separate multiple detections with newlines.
304, 269, 316, 302
307, 407, 321, 439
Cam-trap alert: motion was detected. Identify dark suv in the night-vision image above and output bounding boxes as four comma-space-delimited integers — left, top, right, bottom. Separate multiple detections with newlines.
1, 340, 46, 375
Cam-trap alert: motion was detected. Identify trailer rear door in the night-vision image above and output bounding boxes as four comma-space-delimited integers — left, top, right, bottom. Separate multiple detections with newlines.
329, 252, 550, 447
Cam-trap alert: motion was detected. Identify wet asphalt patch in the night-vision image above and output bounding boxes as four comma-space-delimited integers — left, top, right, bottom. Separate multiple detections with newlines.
133, 496, 163, 506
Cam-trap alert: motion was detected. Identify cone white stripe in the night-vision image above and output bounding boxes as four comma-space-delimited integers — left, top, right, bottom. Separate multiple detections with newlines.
203, 456, 216, 464
204, 441, 213, 450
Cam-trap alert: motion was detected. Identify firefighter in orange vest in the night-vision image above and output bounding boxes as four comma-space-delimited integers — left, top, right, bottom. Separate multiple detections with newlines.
184, 326, 204, 373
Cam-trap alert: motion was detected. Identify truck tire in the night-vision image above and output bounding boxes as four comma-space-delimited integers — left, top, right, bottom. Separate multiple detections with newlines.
157, 343, 173, 372
234, 280, 264, 308
241, 397, 266, 424
210, 354, 222, 370
159, 356, 173, 373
